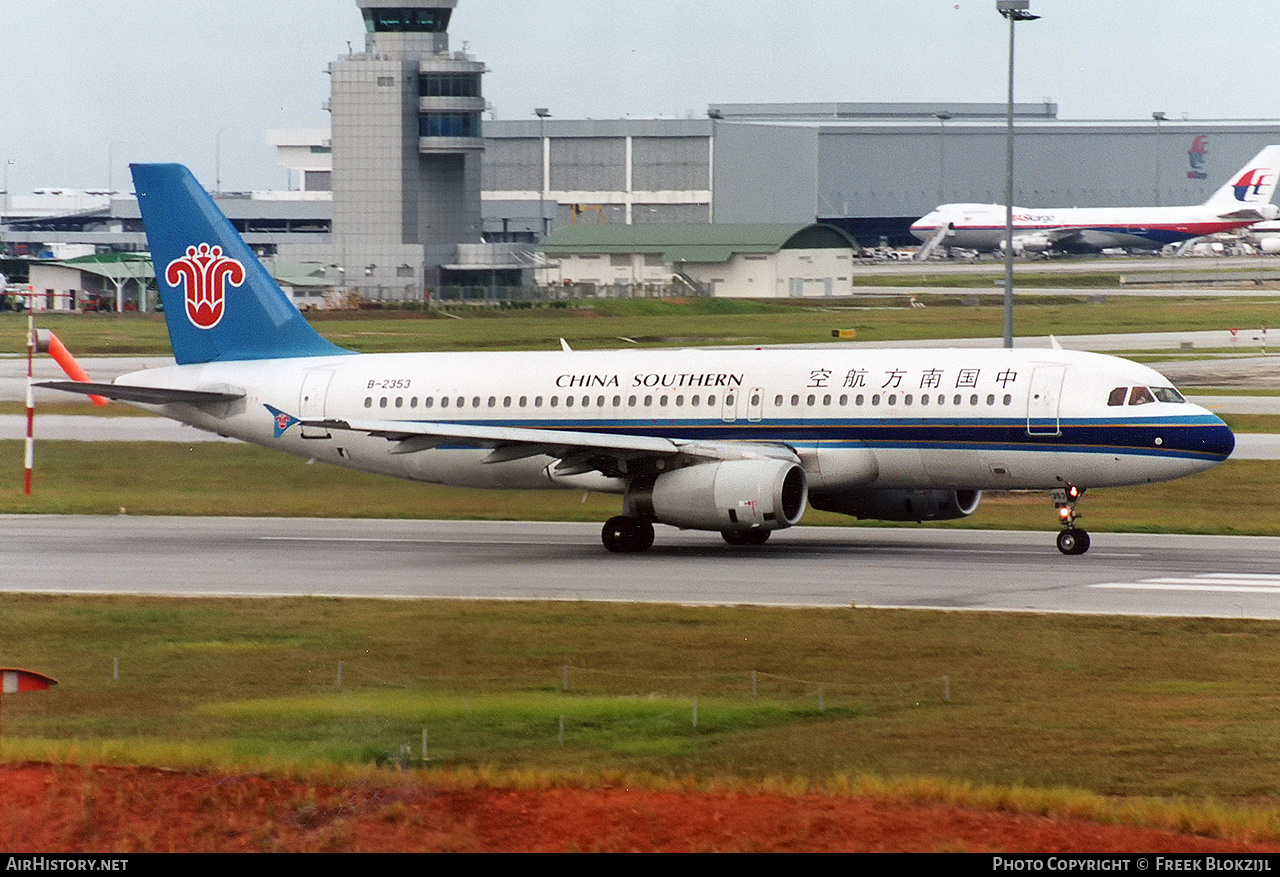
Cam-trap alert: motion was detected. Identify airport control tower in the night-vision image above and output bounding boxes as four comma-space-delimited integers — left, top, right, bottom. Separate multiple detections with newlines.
330, 1, 486, 299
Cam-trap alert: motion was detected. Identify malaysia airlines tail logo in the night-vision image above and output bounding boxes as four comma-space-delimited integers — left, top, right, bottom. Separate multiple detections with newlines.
1232, 168, 1274, 202
165, 243, 245, 330
1187, 135, 1208, 180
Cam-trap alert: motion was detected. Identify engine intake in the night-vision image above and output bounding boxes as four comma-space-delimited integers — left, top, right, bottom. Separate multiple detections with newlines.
810, 488, 981, 522
629, 459, 808, 532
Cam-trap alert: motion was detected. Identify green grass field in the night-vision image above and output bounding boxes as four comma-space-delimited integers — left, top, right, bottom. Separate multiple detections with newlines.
4, 595, 1280, 821
6, 292, 1280, 353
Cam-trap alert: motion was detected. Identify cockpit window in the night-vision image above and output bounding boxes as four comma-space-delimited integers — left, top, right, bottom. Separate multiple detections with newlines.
1107, 387, 1128, 407
1151, 387, 1185, 403
1128, 386, 1155, 406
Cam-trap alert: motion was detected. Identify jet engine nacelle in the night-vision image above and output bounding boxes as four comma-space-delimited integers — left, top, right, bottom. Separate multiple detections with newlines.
1016, 233, 1054, 253
998, 234, 1051, 255
1259, 236, 1280, 255
629, 459, 808, 532
809, 487, 981, 522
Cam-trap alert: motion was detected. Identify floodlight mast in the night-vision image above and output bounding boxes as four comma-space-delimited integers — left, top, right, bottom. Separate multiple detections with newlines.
535, 108, 551, 239
997, 0, 1040, 349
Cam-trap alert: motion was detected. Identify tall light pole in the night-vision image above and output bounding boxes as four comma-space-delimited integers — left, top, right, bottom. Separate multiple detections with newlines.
534, 108, 550, 239
1152, 111, 1166, 206
708, 108, 724, 223
215, 128, 232, 194
934, 112, 951, 207
107, 140, 127, 196
2, 159, 12, 221
998, 0, 1039, 349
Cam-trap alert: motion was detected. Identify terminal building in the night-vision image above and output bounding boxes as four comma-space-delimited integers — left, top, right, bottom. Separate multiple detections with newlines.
5, 0, 1280, 309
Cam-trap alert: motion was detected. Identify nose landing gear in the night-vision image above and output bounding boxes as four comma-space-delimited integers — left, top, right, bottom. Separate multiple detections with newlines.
1054, 485, 1090, 555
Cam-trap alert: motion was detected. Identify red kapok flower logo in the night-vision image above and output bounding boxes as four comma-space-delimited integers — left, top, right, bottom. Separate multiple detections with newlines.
165, 243, 245, 330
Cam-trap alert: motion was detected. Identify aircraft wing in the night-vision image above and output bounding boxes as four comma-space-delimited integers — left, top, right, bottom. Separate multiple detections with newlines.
308, 415, 799, 475
36, 380, 245, 406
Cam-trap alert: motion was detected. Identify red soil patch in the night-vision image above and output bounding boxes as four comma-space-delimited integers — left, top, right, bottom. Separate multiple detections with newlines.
1, 763, 1276, 853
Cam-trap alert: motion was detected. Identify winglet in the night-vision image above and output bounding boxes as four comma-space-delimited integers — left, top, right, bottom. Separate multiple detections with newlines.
560, 338, 573, 352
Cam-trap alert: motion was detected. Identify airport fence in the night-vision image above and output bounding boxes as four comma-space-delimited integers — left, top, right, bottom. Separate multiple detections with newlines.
293, 660, 956, 767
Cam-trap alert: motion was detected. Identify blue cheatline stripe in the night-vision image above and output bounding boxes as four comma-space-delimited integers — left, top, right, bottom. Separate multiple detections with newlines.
351, 414, 1233, 462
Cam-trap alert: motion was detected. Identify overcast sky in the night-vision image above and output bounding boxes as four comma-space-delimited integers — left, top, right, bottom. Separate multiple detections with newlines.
5, 0, 1278, 193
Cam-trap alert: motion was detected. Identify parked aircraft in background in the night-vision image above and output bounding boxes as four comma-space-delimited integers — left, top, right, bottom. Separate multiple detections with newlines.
1247, 219, 1280, 254
911, 145, 1280, 257
40, 164, 1234, 555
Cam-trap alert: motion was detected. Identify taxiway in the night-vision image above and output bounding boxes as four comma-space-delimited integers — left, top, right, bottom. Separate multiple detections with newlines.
3, 516, 1278, 619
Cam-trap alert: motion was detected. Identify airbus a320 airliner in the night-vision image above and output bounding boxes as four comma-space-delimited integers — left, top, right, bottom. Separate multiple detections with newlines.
41, 164, 1234, 555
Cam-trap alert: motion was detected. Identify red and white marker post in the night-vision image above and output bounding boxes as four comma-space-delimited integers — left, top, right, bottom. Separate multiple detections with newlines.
24, 313, 34, 496
23, 323, 108, 495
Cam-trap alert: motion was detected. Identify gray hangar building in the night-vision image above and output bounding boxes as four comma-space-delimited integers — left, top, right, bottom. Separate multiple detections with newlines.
483, 102, 1280, 250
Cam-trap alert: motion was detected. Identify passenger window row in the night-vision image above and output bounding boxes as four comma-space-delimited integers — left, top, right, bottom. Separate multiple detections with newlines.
364, 393, 726, 410
361, 391, 1015, 411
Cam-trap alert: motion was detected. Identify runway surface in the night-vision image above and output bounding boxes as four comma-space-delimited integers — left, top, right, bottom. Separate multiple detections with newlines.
3, 516, 1278, 619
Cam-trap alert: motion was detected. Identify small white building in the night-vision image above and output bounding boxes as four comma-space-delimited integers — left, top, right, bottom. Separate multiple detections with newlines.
25, 254, 332, 312
26, 254, 153, 311
538, 223, 861, 298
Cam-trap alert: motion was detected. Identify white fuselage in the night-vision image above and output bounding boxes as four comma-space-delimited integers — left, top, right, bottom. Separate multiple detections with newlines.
118, 346, 1232, 496
910, 203, 1268, 253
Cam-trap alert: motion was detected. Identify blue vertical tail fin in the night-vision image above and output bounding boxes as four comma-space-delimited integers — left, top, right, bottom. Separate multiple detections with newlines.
131, 163, 349, 364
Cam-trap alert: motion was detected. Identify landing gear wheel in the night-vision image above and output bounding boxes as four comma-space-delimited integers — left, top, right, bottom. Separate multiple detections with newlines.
1056, 528, 1091, 556
722, 529, 770, 546
1053, 484, 1090, 556
602, 516, 655, 553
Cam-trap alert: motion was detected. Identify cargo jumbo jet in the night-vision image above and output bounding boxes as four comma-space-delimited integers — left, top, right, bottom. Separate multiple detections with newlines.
41, 164, 1234, 555
911, 145, 1280, 255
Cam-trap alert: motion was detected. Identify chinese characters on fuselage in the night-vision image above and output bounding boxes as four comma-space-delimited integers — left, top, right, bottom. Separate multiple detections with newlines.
815, 367, 1018, 391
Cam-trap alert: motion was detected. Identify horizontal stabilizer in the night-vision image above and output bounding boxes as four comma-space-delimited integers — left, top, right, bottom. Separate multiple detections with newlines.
36, 381, 245, 406
1216, 208, 1273, 222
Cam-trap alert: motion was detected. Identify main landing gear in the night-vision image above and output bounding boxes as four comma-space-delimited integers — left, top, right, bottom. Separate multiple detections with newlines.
601, 516, 654, 554
601, 517, 773, 552
1054, 485, 1090, 555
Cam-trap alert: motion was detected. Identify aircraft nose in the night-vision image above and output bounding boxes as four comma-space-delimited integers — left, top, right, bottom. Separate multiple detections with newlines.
1188, 416, 1235, 461
1204, 418, 1236, 460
